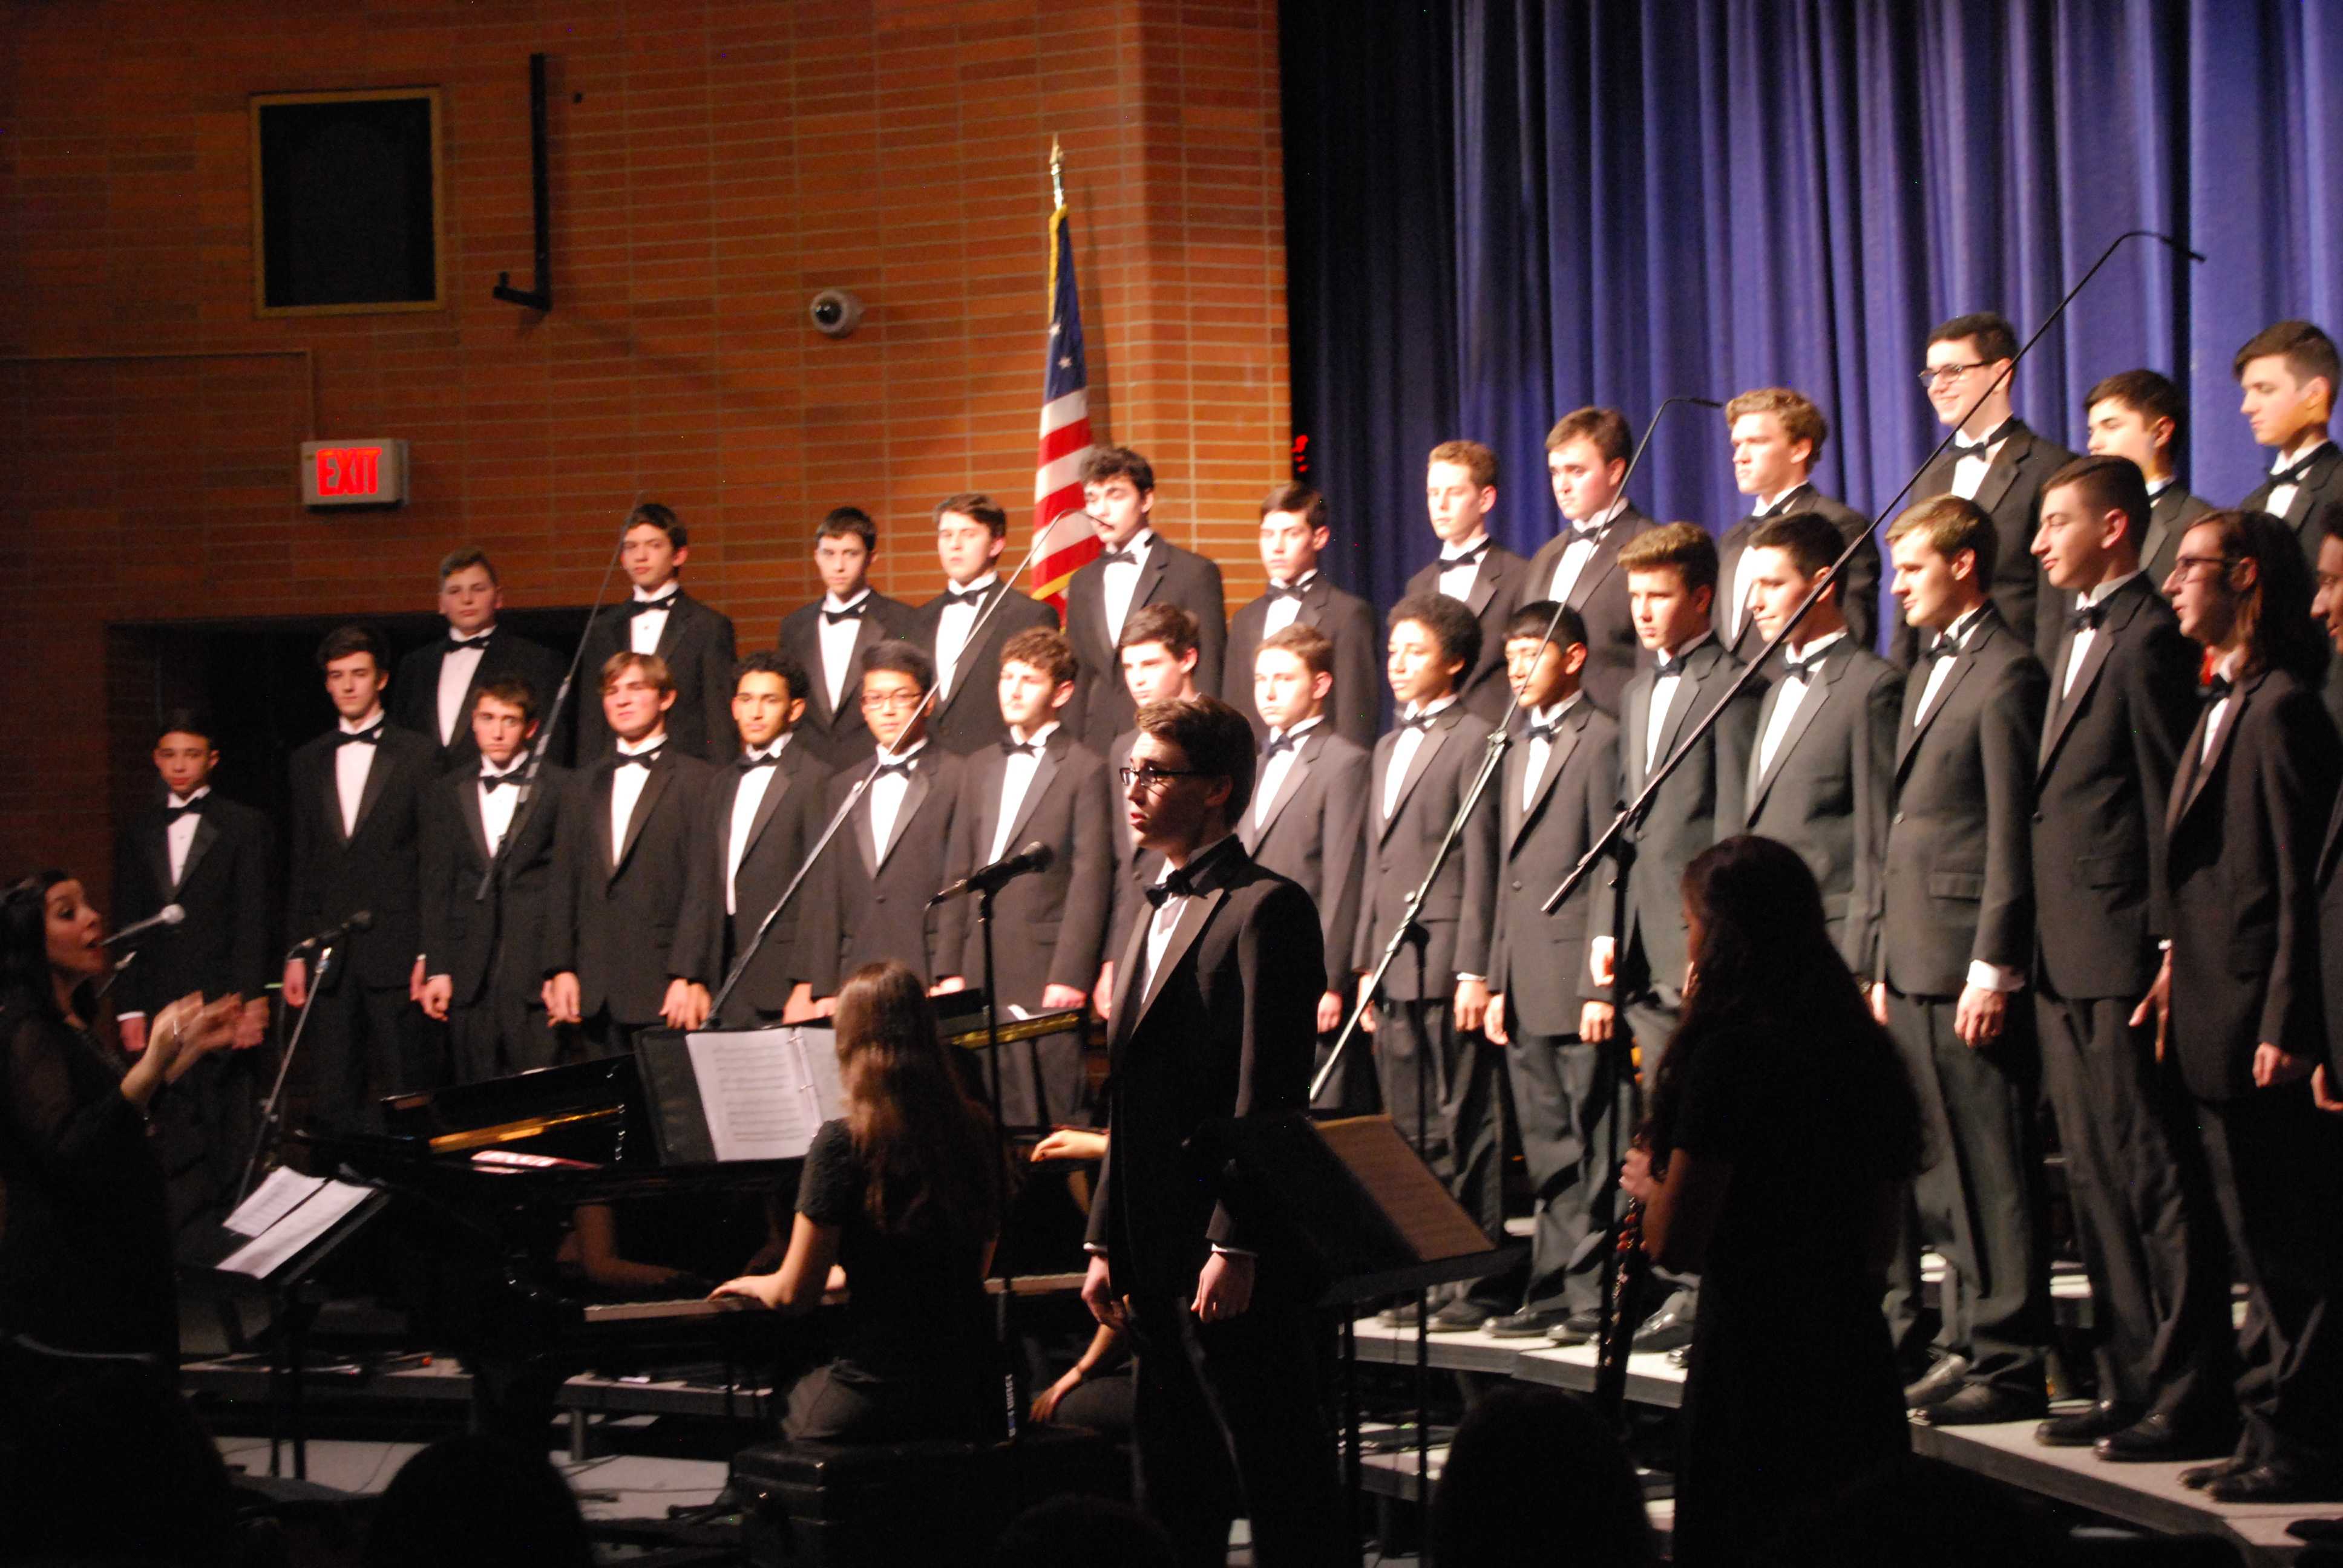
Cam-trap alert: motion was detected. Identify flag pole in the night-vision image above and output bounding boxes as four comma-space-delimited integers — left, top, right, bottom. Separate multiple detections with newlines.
1050, 136, 1065, 212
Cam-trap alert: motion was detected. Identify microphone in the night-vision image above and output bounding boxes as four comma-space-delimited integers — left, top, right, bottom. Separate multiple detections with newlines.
290, 910, 374, 953
100, 904, 185, 949
929, 842, 1054, 906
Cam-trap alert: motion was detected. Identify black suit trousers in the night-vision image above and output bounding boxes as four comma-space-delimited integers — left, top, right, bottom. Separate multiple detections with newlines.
2195, 1085, 2343, 1466
303, 979, 427, 1132
1504, 1031, 1628, 1315
1127, 1293, 1348, 1568
1372, 997, 1512, 1306
447, 975, 561, 1084
2034, 987, 2232, 1419
1883, 989, 2049, 1394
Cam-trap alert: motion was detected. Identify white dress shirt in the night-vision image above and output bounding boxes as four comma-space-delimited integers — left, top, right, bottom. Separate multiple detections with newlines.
162, 786, 210, 886
1383, 697, 1454, 820
1100, 529, 1156, 644
1546, 497, 1628, 604
1913, 604, 1988, 728
335, 713, 385, 838
1520, 701, 1574, 811
1262, 570, 1314, 638
436, 627, 492, 745
724, 737, 791, 913
609, 733, 664, 867
477, 762, 525, 854
1141, 832, 1237, 996
629, 586, 681, 655
1435, 534, 1492, 603
2062, 572, 2140, 699
991, 722, 1058, 861
2203, 647, 2243, 765
1645, 635, 1709, 772
934, 574, 994, 699
1949, 425, 2014, 501
2266, 437, 2330, 520
817, 591, 870, 713
1756, 629, 1846, 776
1254, 714, 1321, 829
869, 740, 926, 860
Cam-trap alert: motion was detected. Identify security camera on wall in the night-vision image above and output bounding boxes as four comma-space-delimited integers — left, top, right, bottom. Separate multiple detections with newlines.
809, 289, 865, 338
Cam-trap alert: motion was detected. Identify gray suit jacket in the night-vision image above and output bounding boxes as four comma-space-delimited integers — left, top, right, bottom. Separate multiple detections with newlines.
1352, 705, 1500, 1001
1241, 725, 1372, 998
1489, 701, 1620, 1037
2139, 485, 2212, 590
940, 730, 1116, 1004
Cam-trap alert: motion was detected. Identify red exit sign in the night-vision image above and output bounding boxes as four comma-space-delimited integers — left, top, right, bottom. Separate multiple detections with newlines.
300, 438, 409, 507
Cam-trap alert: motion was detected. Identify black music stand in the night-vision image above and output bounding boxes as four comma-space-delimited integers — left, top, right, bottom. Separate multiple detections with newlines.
1208, 1112, 1525, 1555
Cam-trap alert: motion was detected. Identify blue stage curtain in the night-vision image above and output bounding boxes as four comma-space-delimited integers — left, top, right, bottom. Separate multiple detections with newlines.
1285, 0, 2343, 629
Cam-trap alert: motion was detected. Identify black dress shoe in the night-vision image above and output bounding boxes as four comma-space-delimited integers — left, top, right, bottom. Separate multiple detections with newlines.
1485, 1308, 1563, 1339
1375, 1301, 1426, 1328
2036, 1401, 2143, 1448
1630, 1305, 1694, 1354
1427, 1299, 1495, 1333
1545, 1318, 1592, 1347
2093, 1411, 2238, 1464
1901, 1353, 1972, 1408
2207, 1458, 2343, 1506
1562, 1308, 1604, 1337
1910, 1383, 2048, 1426
2180, 1452, 2256, 1490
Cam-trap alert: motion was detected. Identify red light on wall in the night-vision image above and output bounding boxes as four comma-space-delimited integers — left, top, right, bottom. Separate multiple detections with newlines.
316, 446, 382, 497
300, 438, 409, 507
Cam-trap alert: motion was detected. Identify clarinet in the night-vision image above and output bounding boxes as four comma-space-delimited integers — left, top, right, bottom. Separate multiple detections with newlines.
1592, 1196, 1648, 1422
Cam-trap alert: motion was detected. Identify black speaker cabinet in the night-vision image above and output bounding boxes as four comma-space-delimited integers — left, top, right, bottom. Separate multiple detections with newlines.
250, 88, 443, 316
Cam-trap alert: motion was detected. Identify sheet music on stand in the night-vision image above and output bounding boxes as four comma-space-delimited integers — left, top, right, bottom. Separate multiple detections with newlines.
635, 1025, 844, 1165
197, 1168, 383, 1282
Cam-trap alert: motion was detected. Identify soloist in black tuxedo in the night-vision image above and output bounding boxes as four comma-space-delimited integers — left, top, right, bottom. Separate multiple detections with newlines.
777, 593, 919, 771
1084, 839, 1346, 1568
545, 748, 717, 1047
2161, 665, 2343, 1472
2031, 573, 2230, 1425
1061, 534, 1228, 753
1712, 486, 1881, 659
675, 742, 830, 1024
1895, 419, 2078, 667
909, 583, 1059, 756
939, 730, 1114, 1128
2140, 484, 2213, 592
804, 747, 964, 994
286, 722, 437, 1126
576, 590, 740, 763
1488, 699, 1625, 1316
1878, 607, 2050, 1397
1222, 575, 1380, 750
1738, 636, 1900, 978
1403, 542, 1530, 724
390, 627, 569, 774
420, 764, 572, 1080
2240, 441, 2343, 727
1521, 508, 1657, 719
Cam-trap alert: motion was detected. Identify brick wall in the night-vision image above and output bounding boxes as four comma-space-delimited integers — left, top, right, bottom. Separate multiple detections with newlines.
0, 0, 1289, 887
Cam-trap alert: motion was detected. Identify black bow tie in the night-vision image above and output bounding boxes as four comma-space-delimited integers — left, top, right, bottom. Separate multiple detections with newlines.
822, 602, 865, 625
1953, 419, 2021, 457
1145, 867, 1199, 909
941, 586, 988, 609
1265, 578, 1311, 602
1783, 648, 1830, 681
1097, 546, 1141, 568
1000, 737, 1043, 759
2272, 451, 2323, 488
163, 799, 205, 822
1440, 542, 1490, 569
448, 632, 493, 652
616, 748, 664, 771
1654, 652, 1686, 676
337, 725, 383, 747
737, 751, 781, 773
1927, 631, 1965, 660
2069, 600, 2106, 633
1567, 518, 1608, 541
1522, 720, 1559, 745
2205, 674, 2234, 702
1751, 488, 1805, 521
630, 595, 680, 618
871, 756, 917, 780
1262, 732, 1302, 760
479, 770, 522, 792
1397, 710, 1440, 734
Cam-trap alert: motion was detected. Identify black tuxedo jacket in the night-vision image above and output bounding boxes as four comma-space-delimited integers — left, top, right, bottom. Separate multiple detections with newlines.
777, 593, 920, 771
419, 764, 571, 1007
2317, 789, 2343, 1080
908, 583, 1060, 756
1403, 543, 1532, 724
1616, 638, 1762, 996
1240, 725, 1371, 998
940, 731, 1115, 1004
1895, 420, 2078, 667
1061, 536, 1228, 753
1740, 641, 1901, 978
577, 590, 739, 763
111, 792, 272, 1019
286, 724, 437, 991
1489, 702, 1619, 1037
1713, 487, 1882, 660
390, 629, 569, 774
1086, 841, 1322, 1300
1352, 705, 1499, 1001
805, 747, 964, 993
2032, 575, 2199, 1001
2140, 485, 2213, 590
2161, 667, 2339, 1102
1222, 576, 1380, 750
1878, 609, 2046, 996
545, 750, 716, 1024
675, 744, 830, 1017
1519, 511, 1659, 720
2240, 444, 2343, 727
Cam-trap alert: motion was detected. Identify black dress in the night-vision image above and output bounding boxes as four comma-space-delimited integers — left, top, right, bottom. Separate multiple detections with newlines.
1667, 1021, 1909, 1566
0, 1007, 177, 1403
782, 1118, 999, 1443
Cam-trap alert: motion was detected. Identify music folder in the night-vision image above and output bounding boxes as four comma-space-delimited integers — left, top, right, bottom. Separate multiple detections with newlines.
634, 1025, 845, 1165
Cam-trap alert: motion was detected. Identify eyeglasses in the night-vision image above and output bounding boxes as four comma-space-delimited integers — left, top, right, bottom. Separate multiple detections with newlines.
860, 690, 925, 712
1916, 362, 1991, 388
2169, 554, 2235, 578
1119, 763, 1209, 793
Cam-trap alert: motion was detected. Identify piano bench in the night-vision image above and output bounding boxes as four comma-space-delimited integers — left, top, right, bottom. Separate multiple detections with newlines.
732, 1425, 1118, 1567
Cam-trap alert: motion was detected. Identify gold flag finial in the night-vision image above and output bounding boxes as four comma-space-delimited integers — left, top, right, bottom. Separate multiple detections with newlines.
1049, 137, 1066, 211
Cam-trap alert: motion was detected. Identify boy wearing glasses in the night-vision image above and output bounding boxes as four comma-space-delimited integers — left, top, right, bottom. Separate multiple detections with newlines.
1897, 312, 2077, 668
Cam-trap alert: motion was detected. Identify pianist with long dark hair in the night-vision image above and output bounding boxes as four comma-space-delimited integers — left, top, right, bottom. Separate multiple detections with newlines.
713, 959, 1004, 1442
0, 871, 238, 1410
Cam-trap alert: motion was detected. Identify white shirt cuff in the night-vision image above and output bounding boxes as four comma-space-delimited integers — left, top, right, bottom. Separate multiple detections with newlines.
114, 1011, 146, 1024
1967, 961, 2026, 994
1210, 1244, 1256, 1258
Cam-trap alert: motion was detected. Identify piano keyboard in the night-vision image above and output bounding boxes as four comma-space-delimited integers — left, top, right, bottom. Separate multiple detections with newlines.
578, 1272, 1089, 1325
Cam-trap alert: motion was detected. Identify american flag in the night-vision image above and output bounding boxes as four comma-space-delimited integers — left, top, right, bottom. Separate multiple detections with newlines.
1030, 199, 1097, 610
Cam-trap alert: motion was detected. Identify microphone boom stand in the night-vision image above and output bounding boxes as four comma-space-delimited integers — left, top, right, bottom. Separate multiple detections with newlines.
237, 935, 342, 1204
